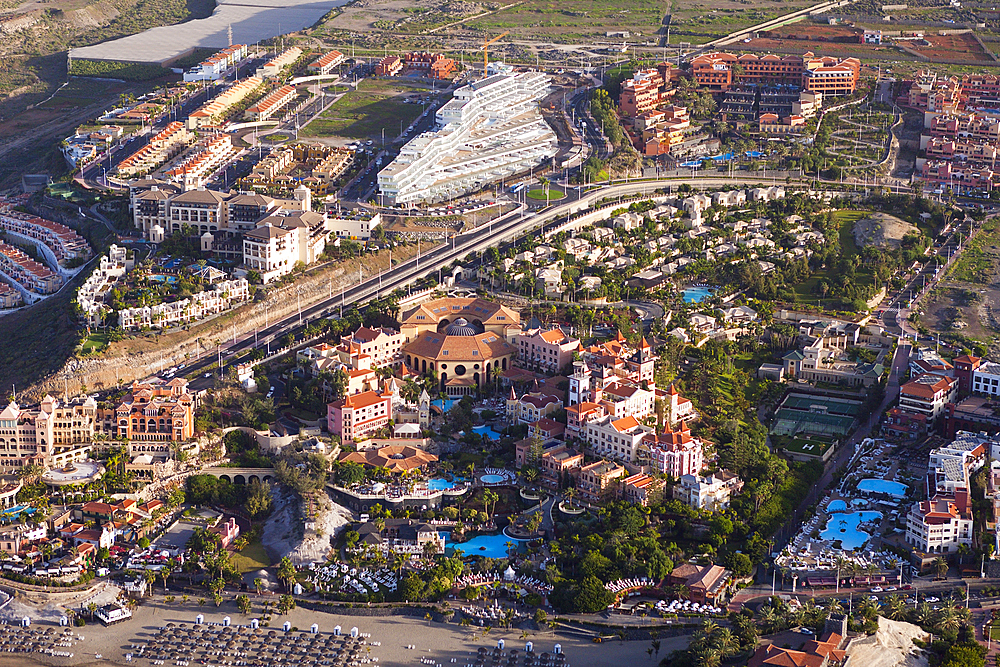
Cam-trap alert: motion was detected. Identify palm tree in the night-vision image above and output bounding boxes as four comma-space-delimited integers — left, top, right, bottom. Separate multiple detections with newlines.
934, 557, 949, 581
711, 628, 737, 657
883, 594, 906, 621
934, 605, 962, 635
538, 176, 550, 205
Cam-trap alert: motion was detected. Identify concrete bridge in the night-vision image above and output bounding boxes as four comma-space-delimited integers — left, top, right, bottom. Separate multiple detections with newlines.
200, 467, 275, 485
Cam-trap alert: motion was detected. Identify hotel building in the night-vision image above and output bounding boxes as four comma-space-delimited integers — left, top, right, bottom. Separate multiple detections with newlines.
378, 70, 557, 205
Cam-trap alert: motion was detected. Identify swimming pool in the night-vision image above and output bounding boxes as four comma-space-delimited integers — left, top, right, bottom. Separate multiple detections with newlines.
426, 476, 466, 491
709, 152, 735, 162
820, 511, 883, 550
443, 531, 529, 559
481, 474, 506, 484
473, 425, 502, 441
150, 274, 178, 284
432, 399, 455, 412
679, 160, 703, 168
0, 505, 35, 519
857, 478, 907, 497
682, 286, 714, 303
827, 500, 847, 512
745, 150, 766, 158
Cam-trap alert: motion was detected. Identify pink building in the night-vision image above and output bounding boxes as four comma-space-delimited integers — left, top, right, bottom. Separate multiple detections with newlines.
337, 326, 405, 369
517, 327, 581, 373
646, 422, 704, 478
209, 517, 240, 548
327, 390, 393, 442
565, 401, 606, 439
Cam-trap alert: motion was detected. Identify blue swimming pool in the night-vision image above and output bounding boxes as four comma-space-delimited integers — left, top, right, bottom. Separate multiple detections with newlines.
473, 425, 502, 440
679, 160, 703, 168
1, 505, 35, 519
150, 274, 178, 284
821, 511, 882, 550
709, 152, 735, 162
426, 476, 466, 491
432, 399, 455, 412
857, 478, 907, 497
481, 474, 505, 484
827, 500, 848, 512
682, 286, 714, 303
745, 150, 766, 158
443, 531, 529, 559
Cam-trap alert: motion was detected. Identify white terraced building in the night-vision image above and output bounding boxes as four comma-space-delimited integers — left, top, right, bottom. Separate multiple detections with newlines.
118, 278, 249, 330
378, 70, 558, 205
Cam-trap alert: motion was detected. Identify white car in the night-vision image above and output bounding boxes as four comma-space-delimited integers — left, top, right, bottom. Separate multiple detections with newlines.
871, 587, 883, 593
886, 586, 897, 591
925, 596, 940, 603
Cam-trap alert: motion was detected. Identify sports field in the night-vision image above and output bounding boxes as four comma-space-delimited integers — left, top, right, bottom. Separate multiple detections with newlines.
771, 393, 862, 438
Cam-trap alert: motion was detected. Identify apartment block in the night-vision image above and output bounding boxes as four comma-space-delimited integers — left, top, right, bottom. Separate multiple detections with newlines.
0, 241, 61, 294
577, 460, 627, 504
0, 207, 91, 266
404, 52, 455, 79
0, 282, 21, 309
242, 211, 330, 282
620, 473, 664, 507
164, 134, 239, 190
337, 326, 405, 369
899, 373, 958, 423
76, 244, 133, 326
186, 77, 263, 129
691, 51, 858, 95
183, 44, 248, 82
517, 327, 581, 373
308, 50, 345, 75
328, 210, 381, 239
117, 278, 249, 330
619, 64, 676, 117
327, 389, 393, 442
257, 47, 302, 78
906, 489, 974, 554
584, 415, 654, 465
972, 360, 1000, 397
376, 56, 403, 76
116, 122, 191, 177
0, 395, 102, 473
246, 85, 297, 121
645, 421, 705, 478
673, 471, 743, 511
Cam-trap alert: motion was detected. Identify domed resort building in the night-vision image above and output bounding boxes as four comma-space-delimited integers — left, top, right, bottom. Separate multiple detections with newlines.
400, 297, 521, 397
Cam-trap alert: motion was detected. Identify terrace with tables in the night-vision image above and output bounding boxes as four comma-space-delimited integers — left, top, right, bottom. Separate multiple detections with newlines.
309, 562, 398, 596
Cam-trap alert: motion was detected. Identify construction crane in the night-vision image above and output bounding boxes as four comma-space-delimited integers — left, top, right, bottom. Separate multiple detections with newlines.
482, 31, 509, 73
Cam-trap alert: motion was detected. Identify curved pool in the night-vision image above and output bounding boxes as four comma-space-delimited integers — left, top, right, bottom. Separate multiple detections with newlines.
442, 530, 529, 559
857, 478, 907, 497
481, 474, 505, 484
821, 511, 883, 550
426, 477, 465, 491
682, 287, 713, 303
827, 500, 847, 512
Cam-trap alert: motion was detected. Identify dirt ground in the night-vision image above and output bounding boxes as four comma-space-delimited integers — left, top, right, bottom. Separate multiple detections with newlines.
763, 23, 864, 42
853, 213, 918, 249
920, 283, 997, 343
908, 32, 991, 63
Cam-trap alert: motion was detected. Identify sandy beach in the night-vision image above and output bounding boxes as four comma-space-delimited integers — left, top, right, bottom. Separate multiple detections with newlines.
0, 594, 690, 667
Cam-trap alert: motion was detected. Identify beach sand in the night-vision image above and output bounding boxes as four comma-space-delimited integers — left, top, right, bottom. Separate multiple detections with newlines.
0, 595, 691, 667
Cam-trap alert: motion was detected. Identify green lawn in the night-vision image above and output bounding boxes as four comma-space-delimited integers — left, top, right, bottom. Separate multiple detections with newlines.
527, 189, 565, 202
833, 210, 867, 258
300, 81, 423, 140
80, 332, 109, 355
231, 538, 271, 574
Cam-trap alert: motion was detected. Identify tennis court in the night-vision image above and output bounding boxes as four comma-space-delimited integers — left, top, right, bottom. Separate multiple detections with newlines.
770, 393, 862, 438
